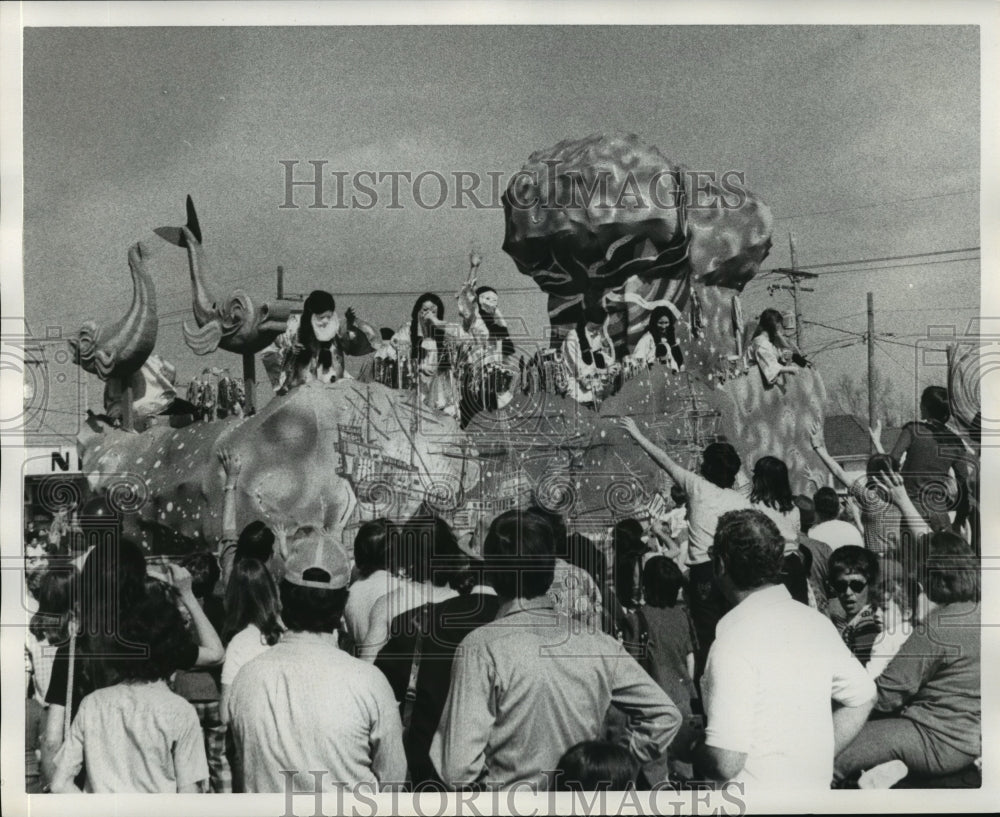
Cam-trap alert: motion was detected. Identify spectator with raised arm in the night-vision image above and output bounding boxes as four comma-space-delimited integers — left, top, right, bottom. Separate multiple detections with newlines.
834, 471, 980, 785
49, 587, 210, 793
889, 386, 969, 533
217, 449, 285, 590
810, 422, 903, 558
614, 416, 751, 677
41, 542, 223, 787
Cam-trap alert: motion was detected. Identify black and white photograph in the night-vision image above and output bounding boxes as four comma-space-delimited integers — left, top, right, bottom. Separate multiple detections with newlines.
1, 2, 996, 814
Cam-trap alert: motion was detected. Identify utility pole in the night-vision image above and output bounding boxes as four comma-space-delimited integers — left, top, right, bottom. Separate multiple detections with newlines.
767, 232, 816, 346
789, 233, 802, 347
867, 291, 876, 452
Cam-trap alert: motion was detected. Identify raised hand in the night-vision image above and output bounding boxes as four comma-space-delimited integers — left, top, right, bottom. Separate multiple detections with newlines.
271, 519, 291, 561
612, 416, 641, 439
804, 466, 826, 491
167, 563, 195, 597
868, 419, 884, 452
456, 277, 477, 321
870, 469, 908, 508
218, 448, 242, 483
809, 421, 826, 451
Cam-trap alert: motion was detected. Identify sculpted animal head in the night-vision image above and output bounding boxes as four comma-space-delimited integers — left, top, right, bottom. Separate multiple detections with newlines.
157, 196, 292, 356
69, 242, 158, 381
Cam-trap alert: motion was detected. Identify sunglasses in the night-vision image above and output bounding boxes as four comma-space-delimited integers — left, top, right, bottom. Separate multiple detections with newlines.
832, 579, 868, 594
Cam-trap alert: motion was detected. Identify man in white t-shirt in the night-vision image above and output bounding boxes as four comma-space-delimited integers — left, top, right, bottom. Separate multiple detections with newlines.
809, 487, 864, 549
694, 510, 876, 790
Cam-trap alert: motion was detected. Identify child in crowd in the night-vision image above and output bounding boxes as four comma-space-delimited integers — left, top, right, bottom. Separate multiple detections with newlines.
49, 586, 209, 793
554, 741, 640, 791
662, 484, 690, 571
866, 559, 917, 680
826, 546, 881, 667
809, 487, 863, 549
611, 519, 650, 619
343, 519, 401, 647
219, 558, 284, 722
632, 556, 699, 782
171, 551, 229, 792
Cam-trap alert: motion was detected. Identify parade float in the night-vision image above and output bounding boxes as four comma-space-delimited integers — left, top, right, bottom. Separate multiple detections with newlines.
68, 134, 834, 555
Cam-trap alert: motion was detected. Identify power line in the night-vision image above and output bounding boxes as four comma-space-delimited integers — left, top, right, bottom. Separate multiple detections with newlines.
821, 305, 979, 323
770, 188, 979, 221
795, 247, 979, 272
875, 338, 913, 372
801, 319, 866, 338
754, 253, 978, 282
808, 338, 864, 356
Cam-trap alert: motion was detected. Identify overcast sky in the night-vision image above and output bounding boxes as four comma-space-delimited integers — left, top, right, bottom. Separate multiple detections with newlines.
19, 23, 981, 432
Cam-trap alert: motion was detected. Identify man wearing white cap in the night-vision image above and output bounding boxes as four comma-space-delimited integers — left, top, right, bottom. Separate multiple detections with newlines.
225, 527, 407, 792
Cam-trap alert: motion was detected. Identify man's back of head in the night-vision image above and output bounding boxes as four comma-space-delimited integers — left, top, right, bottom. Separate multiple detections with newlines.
812, 487, 841, 524
713, 509, 784, 593
280, 527, 352, 633
484, 510, 556, 600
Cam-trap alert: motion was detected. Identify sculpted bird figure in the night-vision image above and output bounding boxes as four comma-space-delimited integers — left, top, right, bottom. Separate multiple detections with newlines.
69, 241, 159, 381
157, 196, 293, 356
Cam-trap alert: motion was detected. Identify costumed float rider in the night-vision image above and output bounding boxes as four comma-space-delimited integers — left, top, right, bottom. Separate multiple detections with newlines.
627, 306, 685, 373
561, 298, 620, 407
457, 285, 517, 427
272, 290, 380, 395
744, 308, 810, 388
475, 286, 515, 358
383, 273, 487, 417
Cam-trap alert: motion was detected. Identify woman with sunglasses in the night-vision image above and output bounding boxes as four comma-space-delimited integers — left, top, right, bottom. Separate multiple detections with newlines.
560, 298, 618, 406
826, 546, 881, 667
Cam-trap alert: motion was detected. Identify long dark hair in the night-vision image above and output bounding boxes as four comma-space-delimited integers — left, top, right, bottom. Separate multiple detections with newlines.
296, 289, 337, 371
223, 558, 283, 646
643, 555, 684, 608
29, 561, 78, 645
409, 292, 448, 371
612, 519, 646, 610
76, 538, 149, 695
750, 456, 794, 513
752, 308, 786, 345
646, 306, 683, 367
